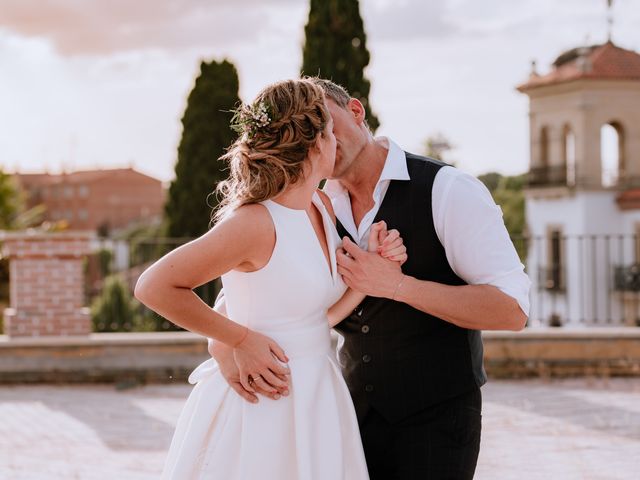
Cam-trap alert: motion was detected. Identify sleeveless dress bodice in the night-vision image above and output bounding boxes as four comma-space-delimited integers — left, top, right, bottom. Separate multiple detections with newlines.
220, 194, 345, 358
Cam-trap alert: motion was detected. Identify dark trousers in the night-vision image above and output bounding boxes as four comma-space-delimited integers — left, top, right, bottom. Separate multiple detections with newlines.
360, 387, 482, 480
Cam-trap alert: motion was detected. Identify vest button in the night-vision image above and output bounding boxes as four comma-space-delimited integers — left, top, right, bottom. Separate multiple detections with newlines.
365, 384, 374, 393
361, 325, 370, 333
362, 354, 371, 363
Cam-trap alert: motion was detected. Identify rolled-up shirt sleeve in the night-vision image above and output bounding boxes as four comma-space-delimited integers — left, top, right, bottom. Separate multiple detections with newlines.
432, 167, 531, 316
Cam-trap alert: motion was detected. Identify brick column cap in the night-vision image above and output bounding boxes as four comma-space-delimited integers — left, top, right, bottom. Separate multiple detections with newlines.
0, 230, 96, 241
0, 230, 96, 258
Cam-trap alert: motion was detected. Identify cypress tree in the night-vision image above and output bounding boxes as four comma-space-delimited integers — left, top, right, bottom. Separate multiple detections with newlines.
165, 59, 240, 239
301, 0, 379, 131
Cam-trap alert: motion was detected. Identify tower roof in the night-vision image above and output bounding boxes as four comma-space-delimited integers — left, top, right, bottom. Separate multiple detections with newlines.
517, 42, 640, 92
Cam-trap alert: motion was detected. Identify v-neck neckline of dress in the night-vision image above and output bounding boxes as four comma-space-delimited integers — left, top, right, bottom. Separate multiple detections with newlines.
267, 193, 336, 283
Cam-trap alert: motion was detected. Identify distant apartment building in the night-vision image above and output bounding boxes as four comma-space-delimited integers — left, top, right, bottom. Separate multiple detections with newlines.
14, 168, 165, 233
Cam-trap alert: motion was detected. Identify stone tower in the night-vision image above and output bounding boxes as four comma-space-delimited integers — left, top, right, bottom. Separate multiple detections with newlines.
518, 41, 640, 193
517, 42, 640, 326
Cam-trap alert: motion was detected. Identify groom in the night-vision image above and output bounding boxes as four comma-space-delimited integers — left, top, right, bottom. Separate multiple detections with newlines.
210, 78, 530, 479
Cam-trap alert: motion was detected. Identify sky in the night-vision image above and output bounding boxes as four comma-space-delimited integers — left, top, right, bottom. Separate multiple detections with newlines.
1, 0, 639, 183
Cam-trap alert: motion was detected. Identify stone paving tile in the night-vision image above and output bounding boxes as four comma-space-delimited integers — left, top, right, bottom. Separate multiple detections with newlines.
475, 379, 640, 480
0, 379, 638, 479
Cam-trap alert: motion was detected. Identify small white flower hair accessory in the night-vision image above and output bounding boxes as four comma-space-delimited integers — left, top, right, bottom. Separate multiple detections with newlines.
230, 101, 272, 139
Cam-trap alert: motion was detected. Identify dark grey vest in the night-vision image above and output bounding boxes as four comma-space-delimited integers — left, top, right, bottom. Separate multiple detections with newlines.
334, 152, 486, 423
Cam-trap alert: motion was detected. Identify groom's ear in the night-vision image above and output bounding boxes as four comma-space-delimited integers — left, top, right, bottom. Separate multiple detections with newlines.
347, 98, 366, 125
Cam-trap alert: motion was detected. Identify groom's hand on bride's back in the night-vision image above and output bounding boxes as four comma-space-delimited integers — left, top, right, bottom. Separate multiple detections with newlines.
208, 339, 288, 403
209, 294, 288, 402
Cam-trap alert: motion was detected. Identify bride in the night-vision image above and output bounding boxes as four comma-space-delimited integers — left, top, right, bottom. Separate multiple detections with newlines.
134, 78, 406, 479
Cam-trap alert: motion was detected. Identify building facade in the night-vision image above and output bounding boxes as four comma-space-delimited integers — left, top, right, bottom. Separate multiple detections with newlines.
15, 168, 165, 234
518, 41, 640, 326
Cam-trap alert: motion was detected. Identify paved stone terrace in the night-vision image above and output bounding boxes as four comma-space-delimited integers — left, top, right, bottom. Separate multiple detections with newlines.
0, 378, 638, 479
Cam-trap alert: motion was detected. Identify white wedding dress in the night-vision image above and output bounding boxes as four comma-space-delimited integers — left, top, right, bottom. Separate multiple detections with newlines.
161, 192, 369, 479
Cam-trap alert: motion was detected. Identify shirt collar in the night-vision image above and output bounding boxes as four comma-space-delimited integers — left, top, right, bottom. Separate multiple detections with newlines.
324, 137, 410, 200
378, 137, 411, 183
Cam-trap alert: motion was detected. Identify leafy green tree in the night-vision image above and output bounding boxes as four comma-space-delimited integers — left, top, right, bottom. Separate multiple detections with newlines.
423, 133, 454, 163
0, 170, 23, 229
478, 172, 527, 261
0, 170, 45, 230
492, 179, 525, 238
165, 59, 241, 239
301, 0, 379, 131
477, 172, 502, 194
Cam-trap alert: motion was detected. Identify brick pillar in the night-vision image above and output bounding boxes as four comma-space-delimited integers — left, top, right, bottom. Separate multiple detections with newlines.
1, 231, 94, 337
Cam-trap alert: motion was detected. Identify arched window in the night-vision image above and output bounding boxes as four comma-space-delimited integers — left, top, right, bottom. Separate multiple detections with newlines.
539, 126, 549, 167
562, 125, 576, 186
601, 121, 625, 187
533, 126, 551, 185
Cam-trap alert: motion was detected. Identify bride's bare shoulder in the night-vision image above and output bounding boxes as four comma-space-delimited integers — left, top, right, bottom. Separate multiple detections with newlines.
219, 203, 273, 230
214, 203, 275, 271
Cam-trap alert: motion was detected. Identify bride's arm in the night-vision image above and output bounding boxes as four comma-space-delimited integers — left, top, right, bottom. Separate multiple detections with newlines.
207, 290, 226, 352
328, 289, 367, 328
134, 204, 290, 391
135, 205, 265, 343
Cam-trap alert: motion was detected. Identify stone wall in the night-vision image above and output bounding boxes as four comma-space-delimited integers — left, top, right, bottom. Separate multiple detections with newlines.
483, 328, 640, 378
1, 329, 639, 384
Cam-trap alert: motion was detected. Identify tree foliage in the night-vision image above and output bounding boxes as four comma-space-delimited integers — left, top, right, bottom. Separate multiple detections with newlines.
0, 170, 22, 229
423, 133, 454, 163
0, 170, 45, 230
301, 0, 379, 131
478, 171, 527, 261
165, 59, 241, 238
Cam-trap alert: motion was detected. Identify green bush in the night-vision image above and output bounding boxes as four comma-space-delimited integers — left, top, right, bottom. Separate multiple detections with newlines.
97, 248, 113, 277
134, 310, 183, 332
91, 275, 139, 332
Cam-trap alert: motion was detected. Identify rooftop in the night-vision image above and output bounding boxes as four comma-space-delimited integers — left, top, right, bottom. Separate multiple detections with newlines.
517, 41, 640, 92
14, 167, 161, 186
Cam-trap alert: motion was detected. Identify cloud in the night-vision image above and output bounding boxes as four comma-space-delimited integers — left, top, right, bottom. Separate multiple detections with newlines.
0, 0, 298, 55
363, 0, 458, 40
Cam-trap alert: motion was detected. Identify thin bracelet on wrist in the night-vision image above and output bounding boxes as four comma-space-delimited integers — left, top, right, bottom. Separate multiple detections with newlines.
392, 274, 406, 300
232, 326, 249, 348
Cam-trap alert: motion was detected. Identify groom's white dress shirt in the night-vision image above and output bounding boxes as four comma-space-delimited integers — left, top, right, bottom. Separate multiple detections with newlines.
323, 137, 531, 316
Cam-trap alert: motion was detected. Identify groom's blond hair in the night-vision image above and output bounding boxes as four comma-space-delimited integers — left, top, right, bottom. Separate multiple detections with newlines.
307, 77, 372, 131
306, 77, 351, 108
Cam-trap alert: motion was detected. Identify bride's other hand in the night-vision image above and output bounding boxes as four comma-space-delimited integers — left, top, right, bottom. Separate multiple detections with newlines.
367, 221, 387, 252
234, 330, 291, 395
378, 229, 408, 265
209, 340, 284, 403
368, 221, 408, 265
